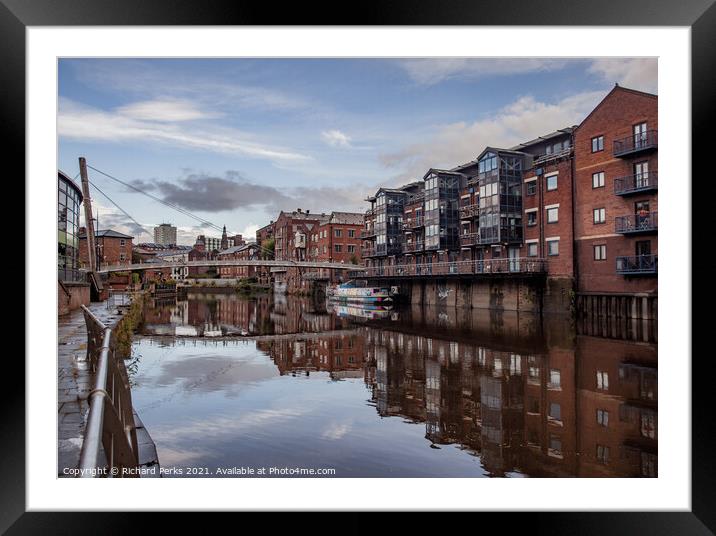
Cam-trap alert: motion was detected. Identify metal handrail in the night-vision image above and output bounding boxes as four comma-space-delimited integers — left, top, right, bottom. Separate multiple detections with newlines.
616, 254, 658, 274
613, 129, 658, 156
615, 212, 658, 233
78, 306, 139, 477
361, 258, 546, 277
614, 171, 658, 195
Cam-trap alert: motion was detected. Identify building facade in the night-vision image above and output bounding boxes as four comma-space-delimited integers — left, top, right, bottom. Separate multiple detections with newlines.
359, 85, 656, 317
58, 171, 84, 282
79, 229, 133, 268
153, 223, 177, 246
573, 86, 658, 302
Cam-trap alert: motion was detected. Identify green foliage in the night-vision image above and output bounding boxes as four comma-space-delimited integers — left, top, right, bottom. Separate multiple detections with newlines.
261, 238, 275, 259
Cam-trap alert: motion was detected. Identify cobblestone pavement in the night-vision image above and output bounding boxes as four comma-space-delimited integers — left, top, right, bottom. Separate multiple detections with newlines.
57, 302, 126, 477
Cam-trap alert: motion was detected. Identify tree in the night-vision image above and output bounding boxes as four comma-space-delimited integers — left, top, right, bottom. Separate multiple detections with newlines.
261, 238, 275, 259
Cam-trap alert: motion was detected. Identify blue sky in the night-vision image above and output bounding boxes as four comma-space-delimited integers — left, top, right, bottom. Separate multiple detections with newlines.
58, 57, 657, 244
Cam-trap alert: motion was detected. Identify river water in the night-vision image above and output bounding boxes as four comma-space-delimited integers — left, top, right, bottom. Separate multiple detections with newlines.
130, 290, 657, 477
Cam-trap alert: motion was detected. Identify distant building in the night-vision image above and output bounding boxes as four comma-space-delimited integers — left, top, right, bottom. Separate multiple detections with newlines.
197, 226, 244, 254
154, 223, 177, 246
79, 229, 133, 268
217, 243, 262, 279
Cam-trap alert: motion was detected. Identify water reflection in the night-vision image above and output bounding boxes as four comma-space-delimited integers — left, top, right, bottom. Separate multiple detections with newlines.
133, 293, 657, 477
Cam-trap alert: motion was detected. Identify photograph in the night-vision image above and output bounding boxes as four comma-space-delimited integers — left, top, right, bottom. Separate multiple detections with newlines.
56, 56, 659, 479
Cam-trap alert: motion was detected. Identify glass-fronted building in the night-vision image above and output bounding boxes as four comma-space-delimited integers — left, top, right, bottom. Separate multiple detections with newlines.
58, 170, 83, 281
423, 169, 464, 252
476, 148, 525, 247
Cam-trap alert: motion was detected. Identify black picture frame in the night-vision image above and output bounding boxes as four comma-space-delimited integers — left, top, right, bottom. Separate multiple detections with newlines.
8, 0, 713, 530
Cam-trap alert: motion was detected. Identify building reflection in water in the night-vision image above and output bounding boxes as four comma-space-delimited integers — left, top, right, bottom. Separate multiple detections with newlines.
139, 294, 657, 477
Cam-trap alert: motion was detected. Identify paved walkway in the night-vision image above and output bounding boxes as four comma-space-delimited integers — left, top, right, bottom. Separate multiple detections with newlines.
57, 301, 129, 477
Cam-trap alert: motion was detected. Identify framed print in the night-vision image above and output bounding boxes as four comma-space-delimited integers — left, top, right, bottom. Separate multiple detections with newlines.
8, 0, 714, 530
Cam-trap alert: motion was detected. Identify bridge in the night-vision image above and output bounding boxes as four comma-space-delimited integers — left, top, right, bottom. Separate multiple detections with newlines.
96, 259, 367, 274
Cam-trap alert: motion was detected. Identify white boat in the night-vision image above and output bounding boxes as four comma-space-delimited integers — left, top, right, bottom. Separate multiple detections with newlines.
328, 280, 394, 305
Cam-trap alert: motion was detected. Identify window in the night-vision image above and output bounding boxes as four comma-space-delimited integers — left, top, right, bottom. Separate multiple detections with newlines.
528, 398, 540, 414
334, 229, 342, 238
597, 371, 609, 390
597, 445, 610, 464
547, 240, 559, 256
334, 245, 342, 252
592, 171, 605, 188
591, 135, 604, 152
549, 403, 562, 422
597, 409, 609, 427
347, 245, 356, 253
348, 229, 355, 238
594, 245, 607, 261
641, 412, 656, 439
527, 212, 537, 226
549, 434, 562, 456
593, 208, 606, 224
546, 207, 558, 223
549, 369, 561, 388
527, 243, 538, 257
546, 174, 558, 191
526, 182, 537, 195
119, 239, 126, 246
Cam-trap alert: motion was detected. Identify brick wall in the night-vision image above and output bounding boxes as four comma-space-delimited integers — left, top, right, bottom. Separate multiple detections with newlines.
573, 86, 658, 294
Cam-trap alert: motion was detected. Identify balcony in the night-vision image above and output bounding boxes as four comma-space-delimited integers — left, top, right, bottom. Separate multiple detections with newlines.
459, 232, 480, 247
403, 241, 425, 253
361, 227, 376, 239
402, 216, 424, 230
459, 204, 480, 219
615, 212, 658, 235
613, 130, 658, 157
614, 171, 658, 196
361, 246, 375, 257
616, 254, 657, 276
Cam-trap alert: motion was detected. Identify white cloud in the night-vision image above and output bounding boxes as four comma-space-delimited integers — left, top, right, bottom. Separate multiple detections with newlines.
240, 223, 259, 240
117, 98, 219, 122
321, 129, 352, 148
398, 58, 573, 86
587, 58, 658, 94
58, 98, 311, 163
379, 90, 606, 183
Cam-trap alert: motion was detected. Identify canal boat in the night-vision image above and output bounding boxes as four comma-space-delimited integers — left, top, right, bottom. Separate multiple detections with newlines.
328, 280, 394, 305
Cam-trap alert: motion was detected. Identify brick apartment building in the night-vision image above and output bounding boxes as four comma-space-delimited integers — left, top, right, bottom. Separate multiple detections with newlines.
79, 228, 133, 268
217, 243, 263, 279
573, 86, 658, 300
360, 84, 657, 317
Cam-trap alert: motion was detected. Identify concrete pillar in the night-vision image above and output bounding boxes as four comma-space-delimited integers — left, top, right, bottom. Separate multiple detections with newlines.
641, 296, 651, 320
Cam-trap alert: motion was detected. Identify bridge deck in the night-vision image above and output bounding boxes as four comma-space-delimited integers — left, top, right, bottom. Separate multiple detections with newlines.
98, 259, 366, 274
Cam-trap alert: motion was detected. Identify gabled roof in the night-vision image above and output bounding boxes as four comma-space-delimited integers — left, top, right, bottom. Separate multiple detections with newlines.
574, 84, 657, 131
327, 211, 364, 225
78, 229, 133, 239
509, 127, 575, 151
217, 243, 260, 256
422, 168, 465, 180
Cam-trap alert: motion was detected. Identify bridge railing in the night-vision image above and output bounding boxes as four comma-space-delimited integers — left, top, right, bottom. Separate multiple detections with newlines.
78, 306, 139, 477
360, 258, 546, 278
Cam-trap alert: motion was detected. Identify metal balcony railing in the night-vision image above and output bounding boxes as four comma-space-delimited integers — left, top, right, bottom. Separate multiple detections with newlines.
459, 233, 480, 247
403, 241, 425, 253
616, 254, 658, 275
615, 212, 658, 234
78, 305, 140, 477
361, 246, 376, 257
613, 130, 658, 157
614, 171, 658, 195
361, 258, 546, 278
361, 227, 376, 238
402, 216, 424, 230
459, 204, 480, 219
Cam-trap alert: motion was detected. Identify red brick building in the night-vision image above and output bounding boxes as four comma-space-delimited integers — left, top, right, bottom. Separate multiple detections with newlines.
78, 228, 133, 268
573, 86, 658, 303
217, 243, 263, 279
